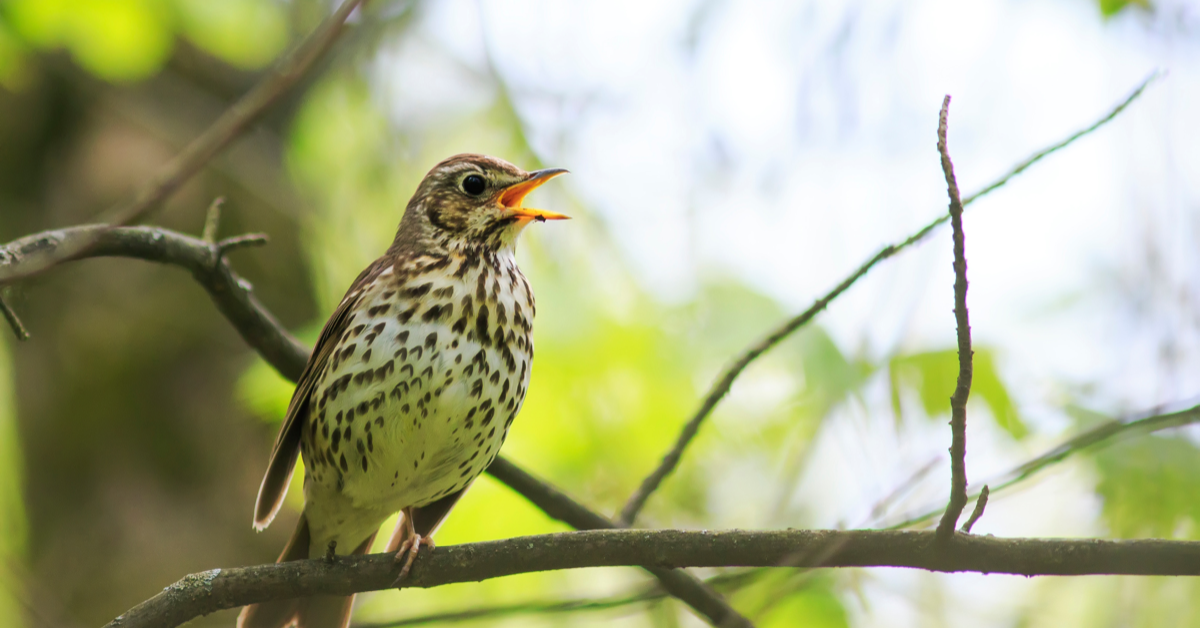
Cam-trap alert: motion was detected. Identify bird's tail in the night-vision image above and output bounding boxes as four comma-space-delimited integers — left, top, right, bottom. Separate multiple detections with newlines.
237, 512, 377, 628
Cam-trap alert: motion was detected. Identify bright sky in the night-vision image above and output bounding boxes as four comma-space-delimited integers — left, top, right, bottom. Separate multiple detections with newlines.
374, 0, 1200, 624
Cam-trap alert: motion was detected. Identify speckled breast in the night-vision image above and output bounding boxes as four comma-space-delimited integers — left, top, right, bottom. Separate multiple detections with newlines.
299, 249, 535, 513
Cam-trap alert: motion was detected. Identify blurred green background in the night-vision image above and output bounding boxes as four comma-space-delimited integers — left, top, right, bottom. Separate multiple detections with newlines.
1, 0, 1198, 627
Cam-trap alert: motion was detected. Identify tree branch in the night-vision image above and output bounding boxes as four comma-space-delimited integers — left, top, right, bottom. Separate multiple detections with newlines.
0, 226, 751, 628
107, 528, 1200, 628
0, 225, 309, 380
935, 95, 974, 539
616, 72, 1160, 526
0, 0, 366, 286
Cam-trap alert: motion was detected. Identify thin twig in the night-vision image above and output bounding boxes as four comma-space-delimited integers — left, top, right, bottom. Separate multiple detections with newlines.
0, 0, 366, 286
616, 73, 1160, 526
961, 485, 990, 533
215, 234, 270, 260
107, 528, 1200, 628
884, 402, 1200, 530
0, 292, 29, 341
861, 457, 941, 526
202, 197, 225, 243
934, 95, 974, 540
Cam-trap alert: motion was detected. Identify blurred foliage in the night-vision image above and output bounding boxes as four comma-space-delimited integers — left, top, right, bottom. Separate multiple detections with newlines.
1094, 436, 1200, 539
0, 336, 27, 626
889, 348, 1027, 439
729, 571, 848, 628
0, 0, 288, 85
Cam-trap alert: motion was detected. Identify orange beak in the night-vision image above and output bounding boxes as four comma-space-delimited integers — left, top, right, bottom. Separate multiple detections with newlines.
498, 168, 570, 222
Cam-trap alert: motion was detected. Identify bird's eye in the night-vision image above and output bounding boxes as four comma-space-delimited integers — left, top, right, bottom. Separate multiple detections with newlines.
461, 174, 486, 196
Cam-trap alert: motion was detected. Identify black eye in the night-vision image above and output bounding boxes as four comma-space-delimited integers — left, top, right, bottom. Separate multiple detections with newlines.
461, 174, 486, 196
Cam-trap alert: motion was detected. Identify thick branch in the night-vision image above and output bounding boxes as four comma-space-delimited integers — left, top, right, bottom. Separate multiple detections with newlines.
617, 73, 1160, 526
0, 0, 365, 285
108, 528, 1200, 628
935, 96, 974, 539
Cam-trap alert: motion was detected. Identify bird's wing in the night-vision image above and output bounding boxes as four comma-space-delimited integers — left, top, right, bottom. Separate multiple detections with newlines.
252, 260, 392, 529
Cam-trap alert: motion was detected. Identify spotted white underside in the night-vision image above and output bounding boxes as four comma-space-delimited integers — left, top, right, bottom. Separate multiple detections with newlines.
299, 248, 534, 553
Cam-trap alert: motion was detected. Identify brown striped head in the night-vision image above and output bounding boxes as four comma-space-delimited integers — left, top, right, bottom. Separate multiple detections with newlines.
396, 154, 568, 252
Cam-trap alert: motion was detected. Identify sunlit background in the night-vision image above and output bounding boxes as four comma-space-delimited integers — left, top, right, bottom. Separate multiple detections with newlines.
2, 0, 1199, 626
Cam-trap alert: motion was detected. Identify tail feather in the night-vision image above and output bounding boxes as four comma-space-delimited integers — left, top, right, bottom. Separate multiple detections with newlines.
238, 512, 311, 628
238, 514, 378, 628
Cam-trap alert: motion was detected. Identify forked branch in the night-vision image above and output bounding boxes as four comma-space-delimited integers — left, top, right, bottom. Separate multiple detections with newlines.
935, 95, 974, 539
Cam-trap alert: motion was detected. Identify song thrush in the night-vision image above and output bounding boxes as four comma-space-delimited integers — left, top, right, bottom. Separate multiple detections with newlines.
238, 154, 567, 628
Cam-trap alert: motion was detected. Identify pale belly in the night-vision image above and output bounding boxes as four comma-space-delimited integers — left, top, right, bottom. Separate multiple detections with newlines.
299, 255, 534, 552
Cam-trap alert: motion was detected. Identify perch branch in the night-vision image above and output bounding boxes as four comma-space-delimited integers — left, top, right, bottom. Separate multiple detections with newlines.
935, 95, 974, 540
0, 0, 365, 285
107, 528, 1200, 628
616, 72, 1160, 526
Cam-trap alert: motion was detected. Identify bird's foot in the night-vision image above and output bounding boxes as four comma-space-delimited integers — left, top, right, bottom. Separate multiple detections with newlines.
392, 534, 435, 586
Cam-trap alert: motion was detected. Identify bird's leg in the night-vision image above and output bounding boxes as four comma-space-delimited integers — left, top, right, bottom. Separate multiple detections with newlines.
392, 507, 435, 585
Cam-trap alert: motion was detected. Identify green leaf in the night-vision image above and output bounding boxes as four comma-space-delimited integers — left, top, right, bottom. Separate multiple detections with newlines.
1094, 435, 1200, 538
889, 347, 1026, 439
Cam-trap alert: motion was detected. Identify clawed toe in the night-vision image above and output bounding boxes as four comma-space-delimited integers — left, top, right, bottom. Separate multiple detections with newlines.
392, 535, 434, 586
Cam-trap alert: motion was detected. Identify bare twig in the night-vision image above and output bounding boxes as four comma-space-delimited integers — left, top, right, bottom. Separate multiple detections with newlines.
0, 292, 29, 341
862, 457, 941, 526
616, 73, 1160, 526
935, 95, 974, 540
963, 70, 1162, 204
961, 485, 990, 533
0, 0, 366, 286
202, 197, 225, 243
215, 234, 270, 260
107, 528, 1200, 628
884, 402, 1200, 530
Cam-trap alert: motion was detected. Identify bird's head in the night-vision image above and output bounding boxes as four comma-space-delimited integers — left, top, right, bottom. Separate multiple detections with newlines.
398, 154, 568, 253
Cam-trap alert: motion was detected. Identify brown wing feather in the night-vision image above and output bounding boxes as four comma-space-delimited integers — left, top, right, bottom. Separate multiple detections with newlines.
252, 273, 375, 529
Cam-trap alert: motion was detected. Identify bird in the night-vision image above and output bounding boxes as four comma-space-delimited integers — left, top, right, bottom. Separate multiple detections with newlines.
238, 154, 567, 628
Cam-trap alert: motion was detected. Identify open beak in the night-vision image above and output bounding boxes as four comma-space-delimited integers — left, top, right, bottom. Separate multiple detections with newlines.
499, 168, 570, 222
